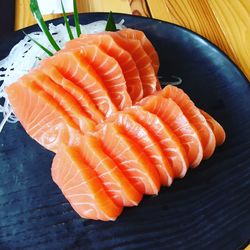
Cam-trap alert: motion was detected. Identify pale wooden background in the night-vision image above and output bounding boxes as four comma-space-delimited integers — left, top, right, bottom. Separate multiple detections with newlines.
15, 0, 250, 80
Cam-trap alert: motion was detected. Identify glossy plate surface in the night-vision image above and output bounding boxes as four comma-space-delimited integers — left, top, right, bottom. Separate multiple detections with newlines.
0, 13, 249, 250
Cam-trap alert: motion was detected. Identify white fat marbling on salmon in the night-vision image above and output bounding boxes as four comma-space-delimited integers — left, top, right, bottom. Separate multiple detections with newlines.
97, 123, 160, 195
45, 49, 117, 117
106, 112, 173, 186
118, 29, 160, 74
65, 34, 143, 103
52, 146, 122, 221
140, 96, 203, 168
125, 106, 189, 178
159, 85, 216, 159
40, 66, 104, 124
79, 135, 142, 207
108, 32, 157, 97
79, 45, 132, 111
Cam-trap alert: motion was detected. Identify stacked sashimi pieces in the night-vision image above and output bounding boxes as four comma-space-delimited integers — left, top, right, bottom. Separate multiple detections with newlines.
6, 29, 225, 221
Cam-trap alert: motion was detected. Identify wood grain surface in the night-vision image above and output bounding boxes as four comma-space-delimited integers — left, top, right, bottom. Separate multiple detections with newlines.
129, 0, 150, 17
14, 0, 249, 80
15, 0, 132, 30
208, 0, 250, 81
147, 0, 250, 80
76, 0, 132, 14
15, 0, 63, 30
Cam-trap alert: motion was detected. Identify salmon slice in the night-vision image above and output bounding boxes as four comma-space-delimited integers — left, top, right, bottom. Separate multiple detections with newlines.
65, 44, 132, 110
5, 78, 82, 152
106, 112, 173, 186
108, 32, 158, 96
117, 29, 161, 91
200, 110, 226, 146
79, 135, 142, 207
139, 96, 203, 167
28, 70, 95, 134
95, 123, 160, 195
67, 34, 143, 103
52, 145, 123, 221
118, 29, 160, 74
124, 106, 189, 178
40, 65, 104, 124
41, 49, 117, 117
158, 85, 216, 159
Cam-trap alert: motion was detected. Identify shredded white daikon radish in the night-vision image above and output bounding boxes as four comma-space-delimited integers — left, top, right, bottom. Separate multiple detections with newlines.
0, 20, 125, 132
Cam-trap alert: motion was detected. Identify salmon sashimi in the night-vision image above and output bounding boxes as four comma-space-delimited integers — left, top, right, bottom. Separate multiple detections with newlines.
139, 96, 203, 167
79, 135, 143, 207
108, 32, 158, 96
95, 123, 161, 195
200, 110, 226, 146
68, 34, 143, 103
41, 49, 117, 117
52, 145, 123, 221
124, 106, 189, 178
40, 65, 104, 124
158, 85, 216, 159
106, 112, 174, 186
65, 44, 132, 110
28, 70, 95, 134
5, 27, 228, 222
118, 28, 160, 75
6, 78, 82, 152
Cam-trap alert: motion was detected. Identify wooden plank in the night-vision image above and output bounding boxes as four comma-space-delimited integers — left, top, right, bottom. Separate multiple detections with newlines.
240, 0, 250, 16
15, 0, 132, 30
147, 0, 234, 56
15, 0, 35, 30
15, 0, 63, 30
129, 0, 151, 17
76, 0, 132, 14
147, 0, 249, 80
245, 244, 250, 250
146, 0, 173, 21
208, 0, 250, 79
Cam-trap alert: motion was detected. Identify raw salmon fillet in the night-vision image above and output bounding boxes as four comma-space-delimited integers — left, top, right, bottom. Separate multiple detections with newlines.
118, 29, 160, 74
5, 30, 227, 222
158, 85, 216, 159
200, 110, 226, 146
109, 32, 158, 96
79, 135, 142, 206
41, 49, 117, 117
52, 145, 123, 221
139, 96, 203, 167
106, 112, 174, 186
67, 34, 143, 103
124, 106, 189, 178
95, 123, 161, 195
40, 65, 104, 124
6, 78, 82, 152
28, 70, 95, 134
65, 44, 132, 110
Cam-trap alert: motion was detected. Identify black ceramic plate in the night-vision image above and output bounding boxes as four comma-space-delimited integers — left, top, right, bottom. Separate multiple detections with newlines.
0, 13, 249, 250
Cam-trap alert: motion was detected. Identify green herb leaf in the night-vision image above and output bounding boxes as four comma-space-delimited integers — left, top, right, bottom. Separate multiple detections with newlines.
61, 0, 74, 40
73, 0, 81, 37
30, 0, 60, 51
105, 11, 117, 31
23, 31, 53, 56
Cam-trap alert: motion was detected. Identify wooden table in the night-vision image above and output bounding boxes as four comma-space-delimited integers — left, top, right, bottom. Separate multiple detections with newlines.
15, 0, 249, 80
